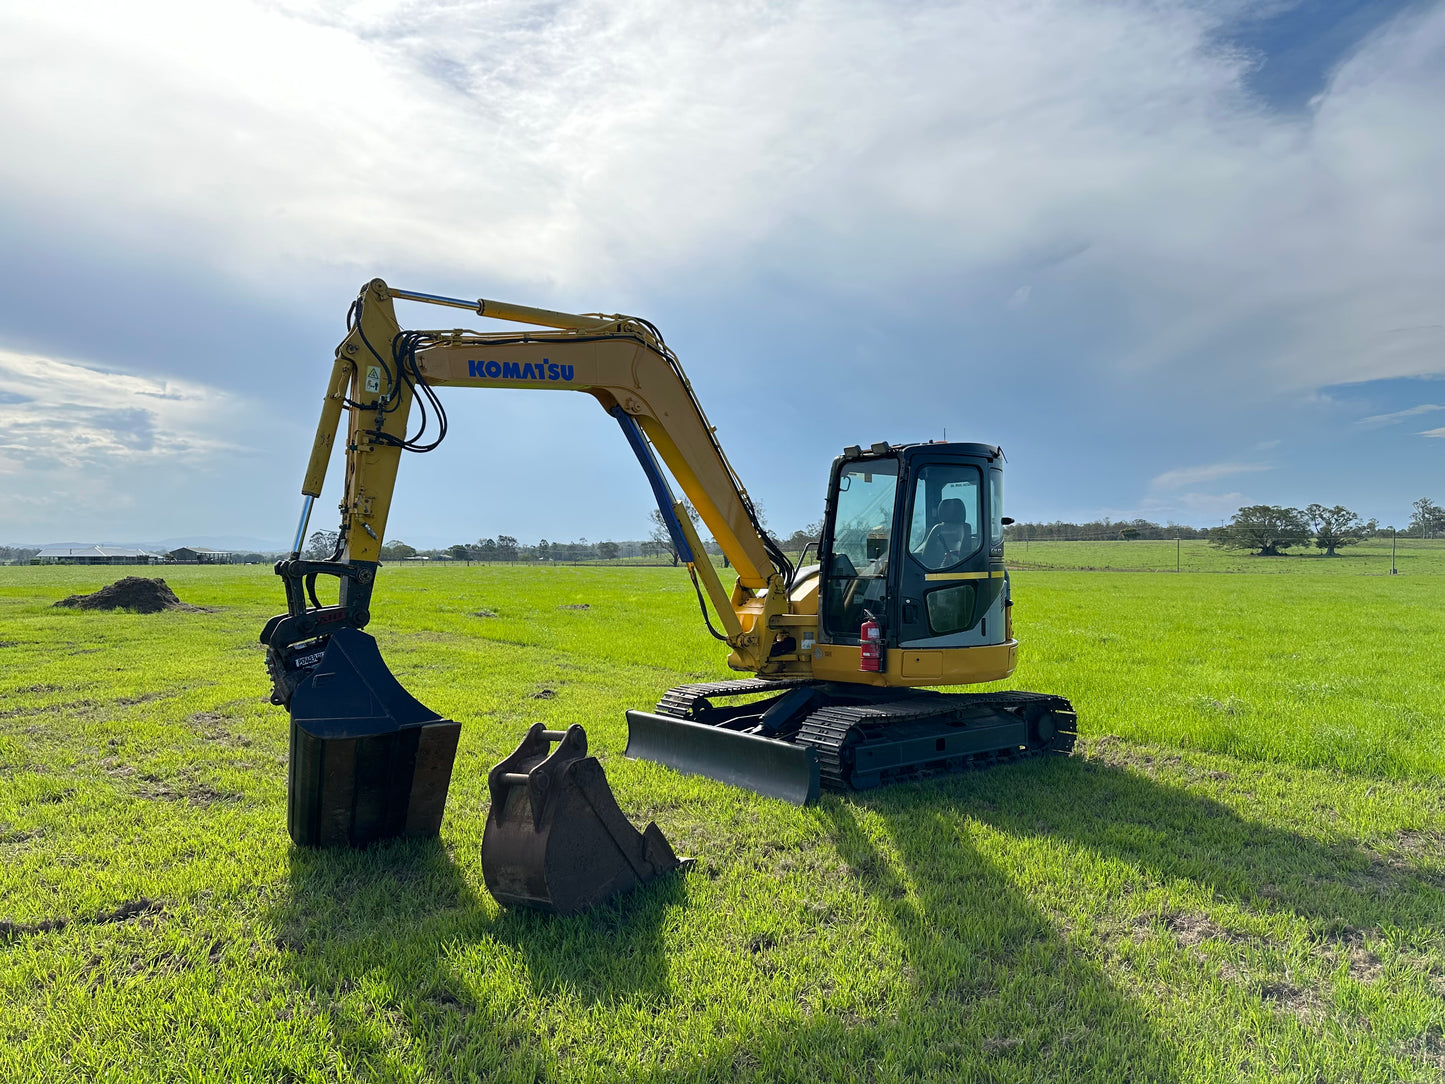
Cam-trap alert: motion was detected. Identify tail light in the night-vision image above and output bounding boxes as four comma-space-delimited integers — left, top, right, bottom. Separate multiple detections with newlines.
859, 617, 883, 672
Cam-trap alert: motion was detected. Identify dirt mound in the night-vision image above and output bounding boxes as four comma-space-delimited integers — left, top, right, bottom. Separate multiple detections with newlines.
54, 577, 205, 614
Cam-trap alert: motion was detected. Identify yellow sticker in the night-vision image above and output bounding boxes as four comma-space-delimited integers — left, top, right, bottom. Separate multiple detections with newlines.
365, 366, 381, 394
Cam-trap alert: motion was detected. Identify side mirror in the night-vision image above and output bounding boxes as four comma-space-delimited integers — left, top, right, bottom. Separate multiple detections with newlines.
1001, 517, 1014, 526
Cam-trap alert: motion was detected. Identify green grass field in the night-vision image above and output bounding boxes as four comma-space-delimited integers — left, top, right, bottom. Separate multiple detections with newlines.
1, 563, 1443, 1082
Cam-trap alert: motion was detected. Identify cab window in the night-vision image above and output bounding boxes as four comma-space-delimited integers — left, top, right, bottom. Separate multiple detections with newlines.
824, 458, 898, 634
907, 464, 982, 570
990, 468, 1003, 553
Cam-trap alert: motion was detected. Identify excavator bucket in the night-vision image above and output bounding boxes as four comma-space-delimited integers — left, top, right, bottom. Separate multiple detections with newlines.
287, 627, 461, 848
482, 724, 686, 915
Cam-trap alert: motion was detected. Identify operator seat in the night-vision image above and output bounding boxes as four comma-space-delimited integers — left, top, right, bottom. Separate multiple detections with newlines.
921, 498, 972, 568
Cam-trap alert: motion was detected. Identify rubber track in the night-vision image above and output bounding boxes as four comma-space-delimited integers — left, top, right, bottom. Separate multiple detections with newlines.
798, 691, 1077, 791
655, 677, 816, 719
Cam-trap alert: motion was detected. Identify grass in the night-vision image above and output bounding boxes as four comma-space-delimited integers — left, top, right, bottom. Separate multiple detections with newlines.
0, 563, 1442, 1082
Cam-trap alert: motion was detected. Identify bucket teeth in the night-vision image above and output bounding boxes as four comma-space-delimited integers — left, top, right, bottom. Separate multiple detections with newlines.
482, 724, 685, 915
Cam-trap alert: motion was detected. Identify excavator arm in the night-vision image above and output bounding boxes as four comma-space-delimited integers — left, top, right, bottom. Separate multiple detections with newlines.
262, 279, 805, 706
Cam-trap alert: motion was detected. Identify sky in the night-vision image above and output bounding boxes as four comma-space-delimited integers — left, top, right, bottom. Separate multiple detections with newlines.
0, 0, 1441, 549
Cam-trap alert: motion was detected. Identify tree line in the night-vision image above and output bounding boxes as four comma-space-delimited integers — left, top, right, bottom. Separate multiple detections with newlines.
301, 513, 826, 567
1212, 498, 1445, 556
295, 494, 1445, 566
303, 530, 648, 563
1004, 519, 1213, 541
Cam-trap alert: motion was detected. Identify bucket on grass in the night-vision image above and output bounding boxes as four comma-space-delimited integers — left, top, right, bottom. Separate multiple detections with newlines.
482, 723, 686, 914
286, 627, 460, 848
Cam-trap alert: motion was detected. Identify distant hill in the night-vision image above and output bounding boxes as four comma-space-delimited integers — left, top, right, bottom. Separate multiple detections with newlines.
7, 536, 286, 554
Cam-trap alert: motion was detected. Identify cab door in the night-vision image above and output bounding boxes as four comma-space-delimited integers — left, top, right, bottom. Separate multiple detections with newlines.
818, 454, 901, 644
894, 454, 1004, 647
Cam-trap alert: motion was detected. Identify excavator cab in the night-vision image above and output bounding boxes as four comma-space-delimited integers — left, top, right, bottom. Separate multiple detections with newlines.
813, 441, 1015, 685
626, 438, 1073, 803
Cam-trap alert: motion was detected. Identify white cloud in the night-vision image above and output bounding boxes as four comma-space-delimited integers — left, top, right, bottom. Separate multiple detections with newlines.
1419, 427, 1445, 439
0, 348, 295, 537
1150, 461, 1272, 490
0, 0, 1438, 396
1359, 403, 1445, 427
0, 1, 1442, 539
0, 351, 240, 472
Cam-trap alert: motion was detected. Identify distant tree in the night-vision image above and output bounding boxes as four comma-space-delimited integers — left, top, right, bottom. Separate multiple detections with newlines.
782, 520, 823, 554
536, 539, 550, 561
380, 539, 416, 561
649, 505, 701, 566
1304, 504, 1369, 556
1212, 506, 1309, 556
449, 544, 470, 563
496, 535, 519, 562
1118, 527, 1140, 541
1410, 497, 1445, 539
597, 540, 620, 561
476, 538, 497, 562
303, 530, 339, 559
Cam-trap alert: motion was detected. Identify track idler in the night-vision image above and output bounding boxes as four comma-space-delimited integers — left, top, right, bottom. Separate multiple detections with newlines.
286, 627, 461, 848
483, 724, 686, 915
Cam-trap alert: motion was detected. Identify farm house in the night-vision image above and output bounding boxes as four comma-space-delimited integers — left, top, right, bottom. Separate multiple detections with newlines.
33, 545, 162, 566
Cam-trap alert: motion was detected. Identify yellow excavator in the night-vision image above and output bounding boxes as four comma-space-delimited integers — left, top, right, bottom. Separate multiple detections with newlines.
260, 280, 1075, 863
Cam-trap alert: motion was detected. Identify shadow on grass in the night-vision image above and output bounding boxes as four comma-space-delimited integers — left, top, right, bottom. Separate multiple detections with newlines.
258, 753, 1438, 1081
634, 753, 1444, 1081
634, 786, 1185, 1083
961, 756, 1445, 933
267, 833, 687, 1079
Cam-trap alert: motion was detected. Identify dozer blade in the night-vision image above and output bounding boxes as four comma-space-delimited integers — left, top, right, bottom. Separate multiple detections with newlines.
624, 710, 821, 806
287, 627, 460, 849
483, 724, 685, 915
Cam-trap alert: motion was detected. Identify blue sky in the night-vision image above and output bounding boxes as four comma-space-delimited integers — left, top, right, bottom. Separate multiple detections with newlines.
0, 0, 1441, 548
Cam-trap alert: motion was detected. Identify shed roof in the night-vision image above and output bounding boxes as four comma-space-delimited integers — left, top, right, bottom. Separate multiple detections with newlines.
36, 545, 159, 559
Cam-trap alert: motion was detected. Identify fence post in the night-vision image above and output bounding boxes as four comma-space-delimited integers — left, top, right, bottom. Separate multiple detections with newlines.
1176, 537, 1181, 573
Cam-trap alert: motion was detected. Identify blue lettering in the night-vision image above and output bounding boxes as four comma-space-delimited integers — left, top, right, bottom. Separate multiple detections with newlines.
468, 359, 482, 378
521, 363, 535, 380
547, 362, 560, 381
560, 364, 574, 381
484, 360, 501, 379
502, 361, 522, 379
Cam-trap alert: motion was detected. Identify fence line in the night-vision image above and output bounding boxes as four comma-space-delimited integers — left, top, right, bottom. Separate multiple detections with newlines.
1003, 536, 1442, 574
